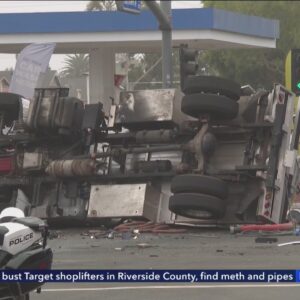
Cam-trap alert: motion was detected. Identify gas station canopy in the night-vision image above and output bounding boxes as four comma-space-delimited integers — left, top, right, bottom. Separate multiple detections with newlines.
0, 7, 280, 111
0, 8, 279, 53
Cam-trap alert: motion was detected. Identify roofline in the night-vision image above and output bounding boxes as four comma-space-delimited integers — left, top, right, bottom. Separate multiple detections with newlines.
0, 30, 277, 54
0, 8, 279, 39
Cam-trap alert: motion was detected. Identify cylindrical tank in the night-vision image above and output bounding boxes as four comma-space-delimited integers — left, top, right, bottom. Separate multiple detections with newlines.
46, 159, 98, 177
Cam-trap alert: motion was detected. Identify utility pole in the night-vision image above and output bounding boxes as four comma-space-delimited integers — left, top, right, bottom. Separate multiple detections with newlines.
144, 0, 173, 88
161, 0, 172, 88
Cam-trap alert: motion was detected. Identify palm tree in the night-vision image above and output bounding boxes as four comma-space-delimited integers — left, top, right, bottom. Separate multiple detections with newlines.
60, 54, 89, 78
86, 0, 116, 11
86, 0, 147, 11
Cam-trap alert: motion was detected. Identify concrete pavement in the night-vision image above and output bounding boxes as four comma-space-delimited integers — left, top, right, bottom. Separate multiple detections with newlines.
30, 228, 300, 299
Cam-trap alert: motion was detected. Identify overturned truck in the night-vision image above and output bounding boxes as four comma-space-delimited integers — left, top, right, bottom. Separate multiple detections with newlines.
0, 75, 299, 225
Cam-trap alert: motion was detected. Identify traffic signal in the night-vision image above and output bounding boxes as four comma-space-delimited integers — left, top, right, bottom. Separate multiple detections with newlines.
287, 49, 300, 95
179, 44, 198, 90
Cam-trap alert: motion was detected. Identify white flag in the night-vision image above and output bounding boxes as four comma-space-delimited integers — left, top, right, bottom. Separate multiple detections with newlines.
9, 43, 56, 99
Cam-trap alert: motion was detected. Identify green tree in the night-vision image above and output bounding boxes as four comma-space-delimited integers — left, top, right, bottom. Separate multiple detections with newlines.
202, 1, 300, 89
60, 54, 89, 78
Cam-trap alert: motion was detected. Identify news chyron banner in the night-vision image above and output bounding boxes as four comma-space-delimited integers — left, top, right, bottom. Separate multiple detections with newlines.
1, 270, 300, 283
9, 43, 56, 99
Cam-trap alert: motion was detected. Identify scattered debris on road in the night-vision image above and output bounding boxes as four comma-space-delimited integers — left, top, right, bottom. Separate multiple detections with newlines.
114, 247, 124, 251
189, 234, 220, 238
114, 221, 187, 234
137, 243, 153, 249
107, 231, 115, 239
48, 230, 62, 239
255, 237, 278, 244
278, 241, 300, 247
113, 243, 158, 252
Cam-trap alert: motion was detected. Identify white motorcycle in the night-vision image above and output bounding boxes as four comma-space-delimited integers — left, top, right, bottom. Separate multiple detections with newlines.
0, 208, 52, 300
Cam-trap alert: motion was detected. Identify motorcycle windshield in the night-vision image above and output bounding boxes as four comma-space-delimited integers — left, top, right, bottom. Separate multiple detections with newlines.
0, 250, 11, 268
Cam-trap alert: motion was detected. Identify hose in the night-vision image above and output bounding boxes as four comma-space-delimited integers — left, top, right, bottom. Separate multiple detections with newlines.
114, 221, 187, 234
230, 223, 293, 234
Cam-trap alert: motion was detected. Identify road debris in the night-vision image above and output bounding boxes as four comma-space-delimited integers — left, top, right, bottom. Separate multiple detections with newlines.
80, 231, 90, 237
48, 230, 61, 239
114, 221, 187, 234
113, 243, 158, 252
114, 247, 124, 251
190, 234, 220, 238
137, 243, 153, 249
278, 241, 300, 247
107, 231, 115, 239
80, 229, 108, 239
77, 221, 188, 243
255, 237, 278, 244
121, 231, 132, 240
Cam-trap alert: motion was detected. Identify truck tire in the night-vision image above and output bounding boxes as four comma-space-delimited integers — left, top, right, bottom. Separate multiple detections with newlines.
169, 193, 225, 219
183, 75, 241, 101
181, 93, 238, 120
171, 174, 228, 199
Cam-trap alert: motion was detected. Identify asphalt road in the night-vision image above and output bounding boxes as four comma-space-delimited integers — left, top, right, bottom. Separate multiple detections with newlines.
30, 228, 300, 300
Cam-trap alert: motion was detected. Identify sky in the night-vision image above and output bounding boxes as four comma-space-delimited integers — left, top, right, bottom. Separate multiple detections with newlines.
0, 1, 202, 13
0, 1, 202, 72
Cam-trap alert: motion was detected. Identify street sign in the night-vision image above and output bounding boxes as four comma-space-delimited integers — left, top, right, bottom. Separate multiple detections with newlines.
116, 0, 141, 14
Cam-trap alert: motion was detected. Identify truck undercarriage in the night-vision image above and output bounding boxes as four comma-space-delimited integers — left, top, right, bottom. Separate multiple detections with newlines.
0, 76, 299, 226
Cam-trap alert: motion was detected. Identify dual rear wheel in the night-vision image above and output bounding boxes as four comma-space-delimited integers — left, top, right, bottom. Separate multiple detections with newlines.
169, 174, 228, 220
172, 75, 240, 219
181, 75, 241, 120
